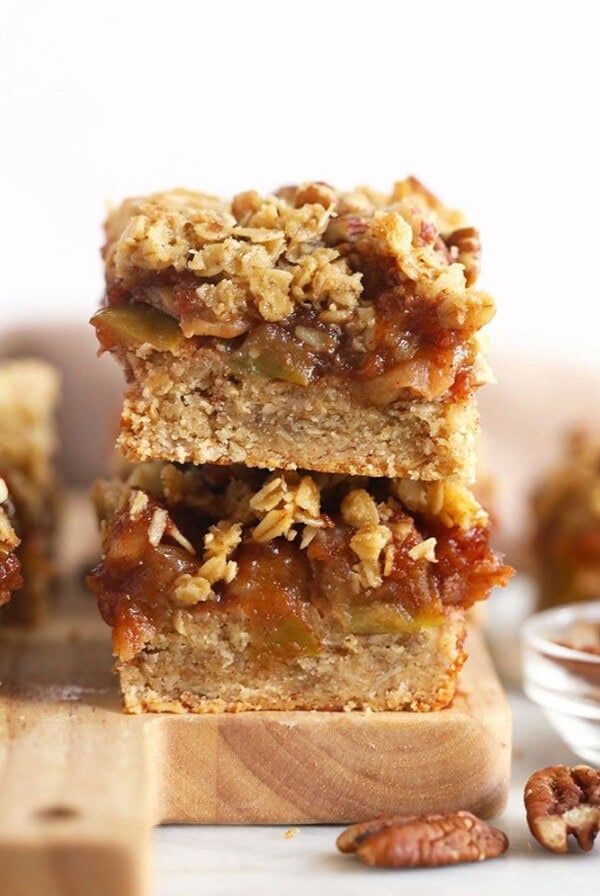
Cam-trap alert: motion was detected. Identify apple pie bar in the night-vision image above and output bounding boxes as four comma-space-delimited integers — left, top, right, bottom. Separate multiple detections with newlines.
0, 358, 59, 623
87, 462, 511, 713
92, 178, 494, 480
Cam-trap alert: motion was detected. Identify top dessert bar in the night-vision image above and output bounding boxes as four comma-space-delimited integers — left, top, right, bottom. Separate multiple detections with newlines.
93, 178, 495, 479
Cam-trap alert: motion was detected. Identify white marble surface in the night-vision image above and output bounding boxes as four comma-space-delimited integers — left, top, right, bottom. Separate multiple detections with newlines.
153, 688, 599, 895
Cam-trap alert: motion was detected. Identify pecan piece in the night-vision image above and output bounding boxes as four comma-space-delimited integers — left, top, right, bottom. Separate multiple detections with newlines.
337, 814, 419, 853
324, 215, 367, 246
336, 811, 508, 868
446, 226, 481, 286
524, 765, 600, 853
294, 181, 336, 209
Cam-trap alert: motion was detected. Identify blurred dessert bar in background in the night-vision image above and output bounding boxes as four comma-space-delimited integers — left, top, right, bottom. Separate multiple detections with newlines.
0, 478, 22, 609
92, 179, 493, 481
531, 430, 600, 611
0, 358, 59, 623
87, 463, 511, 713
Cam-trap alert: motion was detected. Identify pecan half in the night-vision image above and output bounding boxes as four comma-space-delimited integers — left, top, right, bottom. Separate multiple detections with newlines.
446, 226, 481, 286
524, 765, 600, 853
336, 811, 508, 868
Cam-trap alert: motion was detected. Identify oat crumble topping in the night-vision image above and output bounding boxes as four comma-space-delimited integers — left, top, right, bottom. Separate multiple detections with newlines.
101, 178, 494, 366
93, 463, 492, 607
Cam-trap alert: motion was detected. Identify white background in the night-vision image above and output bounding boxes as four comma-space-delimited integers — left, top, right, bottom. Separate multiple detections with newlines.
2, 0, 600, 363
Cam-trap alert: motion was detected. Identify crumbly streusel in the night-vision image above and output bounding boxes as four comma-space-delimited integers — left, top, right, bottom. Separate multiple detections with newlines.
103, 177, 494, 352
92, 461, 498, 612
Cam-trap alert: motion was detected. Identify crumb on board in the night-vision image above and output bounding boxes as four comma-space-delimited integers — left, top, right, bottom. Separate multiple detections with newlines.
284, 828, 300, 840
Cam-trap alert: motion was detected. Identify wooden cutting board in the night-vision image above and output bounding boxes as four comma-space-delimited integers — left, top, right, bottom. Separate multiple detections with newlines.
0, 497, 511, 896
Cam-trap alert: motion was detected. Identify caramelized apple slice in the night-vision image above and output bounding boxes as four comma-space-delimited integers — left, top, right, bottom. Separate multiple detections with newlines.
347, 601, 443, 635
91, 303, 184, 352
223, 540, 320, 655
308, 527, 446, 635
230, 323, 316, 386
262, 615, 321, 655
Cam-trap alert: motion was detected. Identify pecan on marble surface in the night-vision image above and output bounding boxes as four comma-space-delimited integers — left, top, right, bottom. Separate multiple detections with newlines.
336, 811, 508, 868
524, 765, 600, 853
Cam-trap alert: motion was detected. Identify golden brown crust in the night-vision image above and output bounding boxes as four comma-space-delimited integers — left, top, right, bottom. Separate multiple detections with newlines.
117, 608, 467, 713
115, 343, 481, 480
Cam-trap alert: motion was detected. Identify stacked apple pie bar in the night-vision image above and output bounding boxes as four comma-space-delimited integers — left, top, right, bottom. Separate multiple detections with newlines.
88, 178, 511, 713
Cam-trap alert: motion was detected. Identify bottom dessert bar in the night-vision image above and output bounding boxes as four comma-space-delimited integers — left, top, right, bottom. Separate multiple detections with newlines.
116, 609, 466, 713
0, 359, 59, 623
87, 463, 512, 713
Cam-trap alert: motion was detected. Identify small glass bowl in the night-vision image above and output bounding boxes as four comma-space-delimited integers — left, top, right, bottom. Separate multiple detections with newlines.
522, 601, 600, 764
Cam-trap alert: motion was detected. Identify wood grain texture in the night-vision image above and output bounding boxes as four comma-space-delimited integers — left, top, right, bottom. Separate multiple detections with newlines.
156, 628, 511, 824
0, 496, 511, 895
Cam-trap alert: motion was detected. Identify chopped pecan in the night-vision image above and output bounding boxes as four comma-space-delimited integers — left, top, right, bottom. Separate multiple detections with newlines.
294, 182, 336, 209
274, 184, 298, 203
324, 215, 368, 245
524, 765, 600, 853
433, 233, 452, 263
336, 811, 508, 868
446, 226, 481, 286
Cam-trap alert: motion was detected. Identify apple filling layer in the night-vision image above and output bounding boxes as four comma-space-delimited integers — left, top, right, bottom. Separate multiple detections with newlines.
87, 464, 512, 661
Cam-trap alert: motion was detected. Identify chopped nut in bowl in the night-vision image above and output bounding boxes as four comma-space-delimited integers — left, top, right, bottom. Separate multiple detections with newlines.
522, 602, 600, 764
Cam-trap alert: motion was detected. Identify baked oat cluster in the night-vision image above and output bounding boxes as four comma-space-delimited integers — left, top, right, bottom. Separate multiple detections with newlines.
92, 462, 500, 620
89, 177, 511, 713
104, 178, 491, 344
